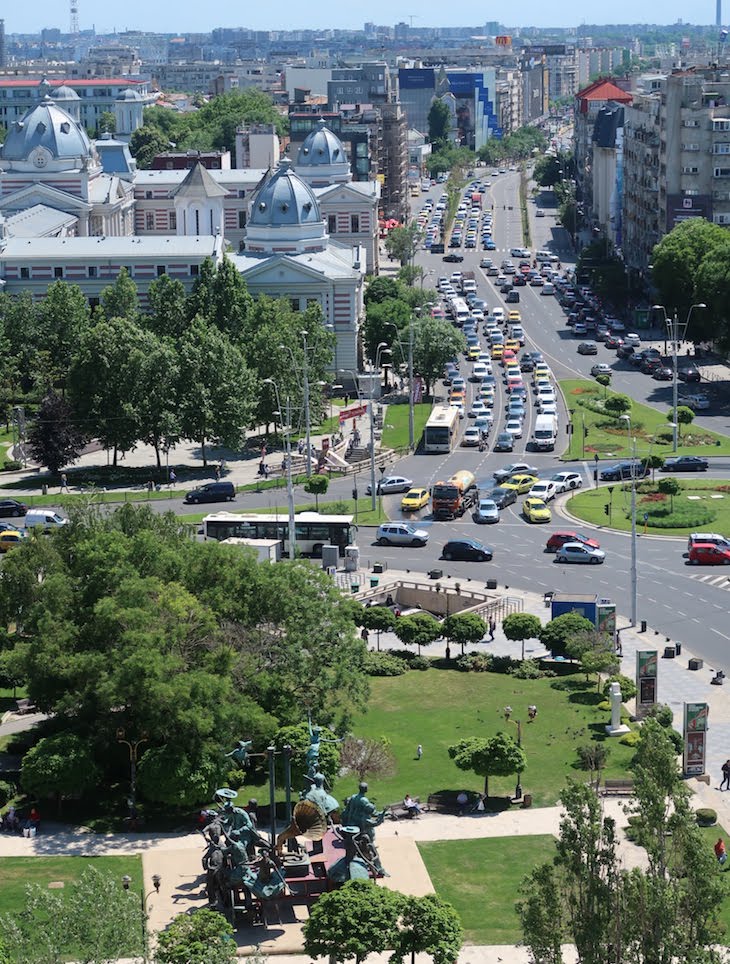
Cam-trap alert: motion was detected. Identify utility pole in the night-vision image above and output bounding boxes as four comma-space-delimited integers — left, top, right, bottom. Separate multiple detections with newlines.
301, 330, 312, 477
408, 319, 415, 450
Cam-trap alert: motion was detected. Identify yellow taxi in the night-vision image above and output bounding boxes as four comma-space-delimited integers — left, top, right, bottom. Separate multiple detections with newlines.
523, 497, 552, 523
502, 473, 538, 494
533, 363, 551, 381
508, 309, 522, 322
401, 487, 430, 512
491, 344, 504, 359
467, 345, 481, 361
0, 530, 25, 553
504, 338, 520, 353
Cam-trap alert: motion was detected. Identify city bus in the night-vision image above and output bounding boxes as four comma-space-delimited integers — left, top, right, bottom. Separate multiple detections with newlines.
202, 512, 356, 557
423, 405, 460, 454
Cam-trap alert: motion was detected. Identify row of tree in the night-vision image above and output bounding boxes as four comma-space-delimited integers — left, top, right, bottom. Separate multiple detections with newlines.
0, 257, 334, 471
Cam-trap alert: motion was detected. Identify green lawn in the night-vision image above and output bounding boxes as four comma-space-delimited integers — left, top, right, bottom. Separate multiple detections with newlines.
567, 477, 730, 537
697, 823, 730, 940
419, 836, 557, 943
560, 379, 730, 461
0, 855, 143, 917
346, 669, 636, 809
381, 402, 431, 450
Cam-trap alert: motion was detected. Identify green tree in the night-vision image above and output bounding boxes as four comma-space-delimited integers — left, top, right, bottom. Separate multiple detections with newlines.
668, 404, 695, 438
413, 317, 466, 395
155, 908, 236, 964
304, 474, 329, 509
363, 297, 411, 363
20, 733, 100, 814
385, 224, 422, 267
595, 373, 611, 396
303, 880, 402, 964
502, 612, 542, 661
575, 743, 611, 790
517, 863, 565, 964
603, 393, 631, 418
658, 476, 681, 511
394, 612, 441, 654
146, 273, 189, 340
442, 612, 487, 656
136, 332, 181, 468
207, 256, 254, 342
27, 391, 85, 476
100, 267, 139, 321
652, 219, 726, 325
448, 733, 527, 798
96, 110, 117, 135
694, 240, 730, 349
647, 453, 665, 481
427, 97, 451, 150
339, 735, 396, 784
580, 645, 619, 691
177, 318, 256, 465
539, 612, 595, 658
33, 281, 91, 391
533, 154, 562, 187
391, 894, 464, 964
364, 277, 401, 305
129, 125, 170, 168
359, 606, 396, 650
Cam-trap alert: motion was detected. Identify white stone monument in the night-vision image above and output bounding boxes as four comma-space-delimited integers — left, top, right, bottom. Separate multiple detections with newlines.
605, 681, 630, 736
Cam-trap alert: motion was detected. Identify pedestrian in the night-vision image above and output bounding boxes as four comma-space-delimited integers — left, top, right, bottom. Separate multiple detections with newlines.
715, 837, 728, 867
60, 472, 68, 493
528, 704, 538, 721
214, 464, 221, 481
416, 744, 423, 761
298, 438, 305, 455
721, 760, 730, 791
489, 617, 496, 641
169, 468, 177, 487
263, 463, 270, 478
344, 393, 350, 407
258, 460, 265, 476
361, 627, 370, 646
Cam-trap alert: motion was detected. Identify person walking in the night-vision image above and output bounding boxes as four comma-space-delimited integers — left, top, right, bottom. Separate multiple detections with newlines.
715, 837, 728, 867
416, 744, 423, 761
721, 760, 730, 791
169, 468, 177, 487
489, 617, 496, 641
60, 472, 68, 493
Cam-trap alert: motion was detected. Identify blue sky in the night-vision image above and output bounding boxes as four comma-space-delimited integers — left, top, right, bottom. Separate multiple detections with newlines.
11, 1, 718, 34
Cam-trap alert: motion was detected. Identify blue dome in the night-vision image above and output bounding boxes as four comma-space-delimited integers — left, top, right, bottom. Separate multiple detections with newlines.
1, 96, 93, 169
249, 158, 321, 227
297, 119, 347, 167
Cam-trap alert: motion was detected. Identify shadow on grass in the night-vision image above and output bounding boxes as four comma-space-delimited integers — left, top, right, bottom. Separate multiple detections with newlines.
550, 677, 594, 693
568, 689, 604, 706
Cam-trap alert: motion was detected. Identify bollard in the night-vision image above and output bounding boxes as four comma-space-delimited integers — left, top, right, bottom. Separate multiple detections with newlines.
640, 619, 647, 633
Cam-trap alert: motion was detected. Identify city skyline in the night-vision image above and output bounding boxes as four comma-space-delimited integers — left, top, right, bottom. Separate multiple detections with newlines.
4, 2, 724, 36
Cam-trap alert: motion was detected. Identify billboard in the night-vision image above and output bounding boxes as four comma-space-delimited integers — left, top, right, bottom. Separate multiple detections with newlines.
666, 194, 712, 231
495, 35, 512, 46
683, 702, 709, 776
636, 650, 658, 717
597, 603, 616, 634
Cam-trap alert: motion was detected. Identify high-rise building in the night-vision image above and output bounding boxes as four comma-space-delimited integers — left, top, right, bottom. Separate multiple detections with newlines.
0, 20, 6, 70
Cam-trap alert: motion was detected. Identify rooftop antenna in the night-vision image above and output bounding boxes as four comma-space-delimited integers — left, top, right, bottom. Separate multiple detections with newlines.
70, 0, 79, 35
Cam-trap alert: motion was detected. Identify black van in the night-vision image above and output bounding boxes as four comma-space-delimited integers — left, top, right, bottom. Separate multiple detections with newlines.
183, 481, 236, 504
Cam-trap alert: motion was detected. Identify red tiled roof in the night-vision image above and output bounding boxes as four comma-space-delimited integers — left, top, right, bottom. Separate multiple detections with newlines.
0, 78, 145, 88
576, 78, 632, 104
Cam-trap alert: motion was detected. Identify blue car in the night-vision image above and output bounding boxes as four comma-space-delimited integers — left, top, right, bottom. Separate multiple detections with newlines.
483, 239, 497, 250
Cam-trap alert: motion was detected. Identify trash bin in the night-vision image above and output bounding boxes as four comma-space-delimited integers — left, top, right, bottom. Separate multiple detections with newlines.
640, 619, 647, 633
350, 582, 360, 594
370, 576, 379, 589
344, 545, 360, 573
486, 579, 497, 590
675, 641, 682, 655
663, 646, 676, 659
373, 562, 385, 574
522, 794, 533, 809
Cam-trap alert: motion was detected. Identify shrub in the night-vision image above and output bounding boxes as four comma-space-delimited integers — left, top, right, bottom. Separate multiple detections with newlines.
226, 768, 246, 790
363, 652, 406, 676
490, 654, 517, 674
409, 654, 431, 671
455, 653, 492, 673
619, 730, 640, 746
644, 703, 674, 728
666, 729, 684, 755
388, 649, 418, 662
2, 460, 22, 472
509, 658, 542, 679
603, 674, 637, 701
0, 780, 15, 807
597, 700, 611, 712
696, 808, 718, 827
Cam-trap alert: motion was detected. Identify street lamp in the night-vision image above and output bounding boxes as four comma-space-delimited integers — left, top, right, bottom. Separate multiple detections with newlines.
651, 304, 707, 452
263, 379, 296, 561
123, 872, 161, 964
504, 708, 523, 800
620, 414, 638, 627
367, 343, 390, 511
279, 330, 315, 477
384, 320, 416, 450
116, 729, 147, 822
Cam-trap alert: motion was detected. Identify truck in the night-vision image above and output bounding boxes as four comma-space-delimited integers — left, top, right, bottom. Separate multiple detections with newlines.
532, 413, 558, 451
471, 192, 482, 208
431, 470, 479, 520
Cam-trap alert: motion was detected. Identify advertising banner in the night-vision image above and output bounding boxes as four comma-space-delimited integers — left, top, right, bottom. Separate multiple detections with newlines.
597, 603, 616, 634
683, 702, 709, 776
339, 404, 367, 424
636, 650, 658, 717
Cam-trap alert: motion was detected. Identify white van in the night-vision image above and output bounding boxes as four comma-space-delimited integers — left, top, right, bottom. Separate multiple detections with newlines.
25, 509, 69, 531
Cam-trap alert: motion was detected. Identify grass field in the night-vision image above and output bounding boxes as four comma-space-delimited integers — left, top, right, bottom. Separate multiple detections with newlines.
567, 477, 730, 537
419, 836, 557, 943
346, 669, 636, 809
381, 402, 431, 450
560, 379, 730, 461
0, 855, 143, 917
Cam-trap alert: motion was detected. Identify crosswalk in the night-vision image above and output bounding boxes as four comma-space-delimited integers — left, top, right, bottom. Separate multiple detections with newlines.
687, 570, 730, 591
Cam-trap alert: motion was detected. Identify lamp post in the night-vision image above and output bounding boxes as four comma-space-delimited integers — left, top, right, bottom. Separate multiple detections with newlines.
620, 414, 638, 627
368, 343, 390, 511
116, 729, 147, 821
652, 303, 706, 452
504, 708, 523, 800
263, 379, 296, 561
385, 320, 415, 450
123, 872, 161, 964
279, 330, 316, 477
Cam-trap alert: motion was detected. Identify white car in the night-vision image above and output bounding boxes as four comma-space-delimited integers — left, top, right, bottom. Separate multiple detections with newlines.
536, 387, 556, 405
528, 480, 558, 502
449, 400, 466, 418
552, 471, 583, 492
539, 401, 558, 416
471, 363, 490, 382
469, 400, 488, 418
474, 413, 492, 432
505, 418, 523, 438
624, 332, 642, 347
491, 308, 505, 323
366, 475, 413, 495
474, 499, 500, 524
462, 426, 482, 447
680, 393, 710, 411
376, 523, 429, 547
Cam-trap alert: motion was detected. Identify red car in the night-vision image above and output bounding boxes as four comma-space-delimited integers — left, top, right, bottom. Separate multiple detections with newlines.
688, 543, 730, 566
546, 531, 601, 552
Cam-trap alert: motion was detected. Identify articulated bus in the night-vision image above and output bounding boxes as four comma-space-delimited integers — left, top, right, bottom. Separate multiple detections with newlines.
203, 512, 356, 557
423, 405, 460, 454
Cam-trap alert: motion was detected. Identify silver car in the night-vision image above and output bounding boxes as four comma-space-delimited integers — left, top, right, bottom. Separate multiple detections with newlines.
474, 499, 499, 524
366, 475, 413, 495
555, 542, 605, 564
376, 523, 429, 547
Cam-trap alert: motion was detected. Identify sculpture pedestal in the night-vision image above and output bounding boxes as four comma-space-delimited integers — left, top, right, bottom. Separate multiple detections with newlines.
605, 723, 630, 737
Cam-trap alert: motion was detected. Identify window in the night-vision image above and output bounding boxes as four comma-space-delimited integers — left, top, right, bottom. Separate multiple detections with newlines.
20, 267, 29, 279
238, 189, 246, 198
195, 209, 200, 234
145, 212, 154, 230
714, 167, 730, 177
238, 210, 247, 229
714, 119, 730, 131
89, 297, 100, 309
290, 298, 301, 311
145, 190, 153, 199
88, 265, 97, 278
681, 143, 700, 151
350, 214, 360, 233
190, 264, 199, 276
681, 166, 699, 174
156, 265, 166, 277
169, 211, 177, 229
328, 214, 337, 233
54, 266, 63, 278
715, 143, 730, 154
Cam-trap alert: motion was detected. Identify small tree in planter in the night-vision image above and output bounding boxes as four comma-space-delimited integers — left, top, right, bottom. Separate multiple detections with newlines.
304, 473, 329, 509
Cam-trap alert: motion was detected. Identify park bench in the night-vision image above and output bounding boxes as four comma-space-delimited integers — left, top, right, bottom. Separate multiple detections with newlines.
386, 798, 425, 820
15, 698, 36, 715
601, 778, 634, 796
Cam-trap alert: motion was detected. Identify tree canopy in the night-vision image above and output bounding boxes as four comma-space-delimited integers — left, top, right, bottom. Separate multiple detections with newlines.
448, 733, 526, 798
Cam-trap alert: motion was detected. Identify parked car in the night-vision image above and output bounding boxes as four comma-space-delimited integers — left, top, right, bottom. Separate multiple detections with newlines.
0, 529, 26, 553
24, 509, 69, 530
661, 456, 709, 472
474, 499, 500, 524
366, 475, 413, 495
376, 523, 429, 547
555, 542, 606, 564
0, 498, 28, 518
442, 538, 493, 562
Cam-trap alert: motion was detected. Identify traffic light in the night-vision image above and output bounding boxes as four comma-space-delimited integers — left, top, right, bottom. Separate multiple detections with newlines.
352, 488, 358, 501
584, 424, 589, 438
604, 504, 610, 517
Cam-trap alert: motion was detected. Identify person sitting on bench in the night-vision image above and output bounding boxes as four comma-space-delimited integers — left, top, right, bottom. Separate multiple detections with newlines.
403, 794, 423, 818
